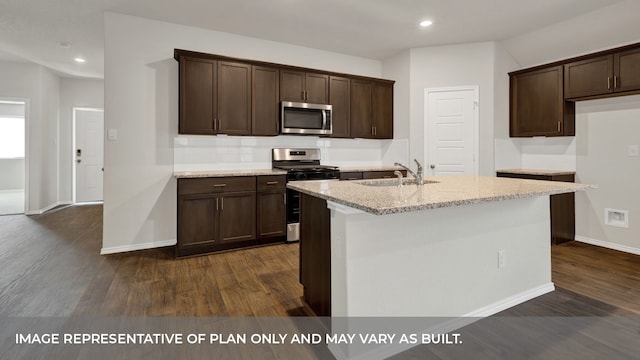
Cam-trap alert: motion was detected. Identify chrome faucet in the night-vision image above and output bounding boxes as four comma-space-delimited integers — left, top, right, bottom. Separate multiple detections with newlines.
394, 159, 424, 185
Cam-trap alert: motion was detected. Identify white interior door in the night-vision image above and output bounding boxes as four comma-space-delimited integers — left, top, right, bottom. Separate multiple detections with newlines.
74, 108, 104, 203
425, 87, 478, 175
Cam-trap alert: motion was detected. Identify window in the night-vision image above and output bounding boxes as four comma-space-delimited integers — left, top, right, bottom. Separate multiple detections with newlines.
0, 116, 25, 158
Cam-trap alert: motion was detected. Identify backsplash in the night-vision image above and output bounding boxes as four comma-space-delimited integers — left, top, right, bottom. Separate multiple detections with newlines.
495, 137, 577, 171
174, 135, 409, 171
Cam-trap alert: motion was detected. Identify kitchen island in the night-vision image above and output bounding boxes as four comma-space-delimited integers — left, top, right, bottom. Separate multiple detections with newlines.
288, 175, 592, 318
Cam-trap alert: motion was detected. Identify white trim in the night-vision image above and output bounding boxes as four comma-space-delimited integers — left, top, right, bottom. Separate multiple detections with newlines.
100, 239, 177, 255
328, 283, 554, 360
0, 97, 28, 214
575, 235, 640, 256
25, 201, 73, 215
424, 86, 480, 176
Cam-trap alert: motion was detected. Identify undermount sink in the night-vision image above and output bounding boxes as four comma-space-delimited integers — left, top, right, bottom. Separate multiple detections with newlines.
357, 179, 439, 187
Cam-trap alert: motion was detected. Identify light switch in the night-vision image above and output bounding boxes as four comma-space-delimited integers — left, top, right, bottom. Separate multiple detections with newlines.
107, 128, 118, 141
628, 145, 639, 157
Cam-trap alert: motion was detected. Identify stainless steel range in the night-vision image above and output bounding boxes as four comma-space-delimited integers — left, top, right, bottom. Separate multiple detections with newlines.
272, 148, 339, 242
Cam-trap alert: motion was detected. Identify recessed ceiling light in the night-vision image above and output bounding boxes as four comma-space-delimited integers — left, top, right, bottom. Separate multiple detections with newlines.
419, 20, 433, 28
74, 57, 86, 63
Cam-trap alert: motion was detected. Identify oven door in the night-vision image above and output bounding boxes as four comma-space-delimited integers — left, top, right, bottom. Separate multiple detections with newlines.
281, 101, 332, 135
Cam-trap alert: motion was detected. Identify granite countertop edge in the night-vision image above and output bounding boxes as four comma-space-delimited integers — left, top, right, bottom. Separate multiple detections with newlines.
287, 176, 594, 216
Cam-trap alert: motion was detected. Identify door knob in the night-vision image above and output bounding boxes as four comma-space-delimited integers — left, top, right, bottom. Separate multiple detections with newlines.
430, 164, 435, 169
77, 159, 81, 163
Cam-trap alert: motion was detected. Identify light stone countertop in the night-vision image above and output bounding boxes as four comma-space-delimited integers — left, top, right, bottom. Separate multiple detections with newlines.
287, 175, 594, 215
496, 169, 576, 176
173, 169, 287, 178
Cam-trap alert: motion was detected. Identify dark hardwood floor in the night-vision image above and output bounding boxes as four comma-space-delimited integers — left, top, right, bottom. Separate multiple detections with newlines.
0, 205, 306, 317
1, 204, 638, 318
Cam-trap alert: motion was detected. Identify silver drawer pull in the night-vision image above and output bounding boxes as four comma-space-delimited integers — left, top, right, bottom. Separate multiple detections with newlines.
213, 184, 227, 188
266, 181, 279, 185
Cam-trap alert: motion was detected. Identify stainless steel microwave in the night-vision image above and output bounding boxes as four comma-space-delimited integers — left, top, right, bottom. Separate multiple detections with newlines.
280, 101, 332, 135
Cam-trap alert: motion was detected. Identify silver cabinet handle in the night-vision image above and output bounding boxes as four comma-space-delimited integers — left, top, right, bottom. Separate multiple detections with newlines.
557, 121, 561, 132
608, 77, 611, 90
221, 198, 224, 211
216, 198, 219, 211
614, 76, 618, 89
266, 181, 279, 185
283, 193, 286, 205
213, 184, 227, 188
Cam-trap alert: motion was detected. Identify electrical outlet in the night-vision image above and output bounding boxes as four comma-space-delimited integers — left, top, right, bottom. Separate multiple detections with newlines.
498, 250, 506, 268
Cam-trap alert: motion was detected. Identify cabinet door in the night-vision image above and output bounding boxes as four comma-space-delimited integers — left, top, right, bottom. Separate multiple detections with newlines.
329, 76, 350, 138
257, 192, 286, 239
564, 55, 613, 99
280, 70, 305, 102
305, 73, 329, 104
350, 80, 373, 138
372, 82, 393, 139
252, 66, 280, 136
614, 47, 640, 93
179, 57, 216, 134
510, 66, 574, 137
219, 192, 256, 244
177, 194, 219, 256
217, 61, 251, 135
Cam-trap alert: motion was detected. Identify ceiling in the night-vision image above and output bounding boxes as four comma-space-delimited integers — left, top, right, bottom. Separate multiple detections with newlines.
0, 0, 623, 79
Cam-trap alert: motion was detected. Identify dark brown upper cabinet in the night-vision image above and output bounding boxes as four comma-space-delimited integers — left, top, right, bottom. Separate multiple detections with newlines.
280, 70, 329, 104
510, 66, 575, 137
251, 66, 280, 136
175, 49, 394, 138
179, 56, 217, 134
350, 80, 394, 139
328, 76, 350, 138
614, 47, 640, 93
350, 80, 373, 138
564, 47, 640, 99
372, 82, 393, 139
217, 61, 252, 135
178, 58, 251, 135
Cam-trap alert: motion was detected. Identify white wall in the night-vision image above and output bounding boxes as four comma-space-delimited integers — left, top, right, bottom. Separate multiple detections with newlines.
502, 0, 640, 69
103, 12, 409, 253
58, 78, 104, 202
0, 60, 60, 213
408, 42, 496, 176
575, 95, 640, 254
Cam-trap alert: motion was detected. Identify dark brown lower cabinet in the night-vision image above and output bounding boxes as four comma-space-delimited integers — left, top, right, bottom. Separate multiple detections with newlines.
177, 176, 287, 257
496, 172, 575, 245
339, 170, 406, 181
257, 175, 286, 239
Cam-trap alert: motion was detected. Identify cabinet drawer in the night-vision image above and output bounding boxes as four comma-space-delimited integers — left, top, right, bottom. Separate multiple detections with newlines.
257, 175, 286, 192
363, 170, 398, 179
339, 172, 363, 181
178, 176, 256, 195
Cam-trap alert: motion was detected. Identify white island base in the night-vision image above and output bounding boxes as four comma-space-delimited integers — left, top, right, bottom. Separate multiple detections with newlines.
328, 195, 553, 318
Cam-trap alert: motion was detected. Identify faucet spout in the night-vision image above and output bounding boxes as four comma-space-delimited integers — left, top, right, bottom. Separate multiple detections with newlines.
394, 161, 424, 185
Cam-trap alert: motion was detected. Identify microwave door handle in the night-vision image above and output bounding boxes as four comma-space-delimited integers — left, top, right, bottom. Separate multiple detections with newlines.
322, 110, 327, 130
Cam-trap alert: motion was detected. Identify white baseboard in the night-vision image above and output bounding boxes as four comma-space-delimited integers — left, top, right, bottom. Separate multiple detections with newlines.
25, 201, 73, 215
575, 235, 640, 256
328, 283, 555, 360
100, 239, 177, 255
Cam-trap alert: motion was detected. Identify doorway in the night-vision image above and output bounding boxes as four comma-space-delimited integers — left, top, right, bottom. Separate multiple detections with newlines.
424, 86, 479, 175
0, 100, 27, 215
72, 108, 104, 203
